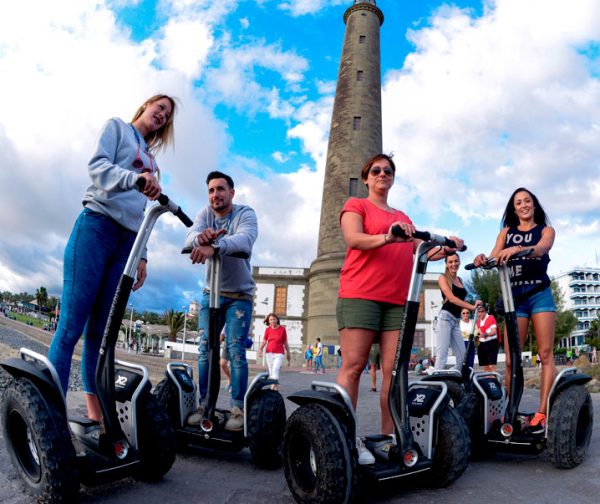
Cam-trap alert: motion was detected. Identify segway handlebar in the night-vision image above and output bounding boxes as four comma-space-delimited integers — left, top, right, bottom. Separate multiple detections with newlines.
465, 248, 533, 270
181, 246, 250, 259
391, 225, 467, 251
135, 177, 193, 227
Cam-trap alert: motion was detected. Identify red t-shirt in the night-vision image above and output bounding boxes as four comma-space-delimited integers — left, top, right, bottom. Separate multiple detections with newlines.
476, 314, 498, 343
338, 198, 414, 305
263, 325, 287, 354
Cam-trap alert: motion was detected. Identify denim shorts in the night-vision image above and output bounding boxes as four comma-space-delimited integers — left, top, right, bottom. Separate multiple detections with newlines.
336, 298, 404, 331
514, 286, 556, 318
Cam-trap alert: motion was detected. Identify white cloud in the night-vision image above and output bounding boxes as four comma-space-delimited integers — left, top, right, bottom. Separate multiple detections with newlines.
0, 0, 228, 307
382, 0, 600, 273
277, 0, 347, 17
204, 40, 309, 116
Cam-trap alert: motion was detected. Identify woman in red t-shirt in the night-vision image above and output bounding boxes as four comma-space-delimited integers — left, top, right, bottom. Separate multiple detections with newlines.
336, 153, 464, 465
258, 313, 290, 391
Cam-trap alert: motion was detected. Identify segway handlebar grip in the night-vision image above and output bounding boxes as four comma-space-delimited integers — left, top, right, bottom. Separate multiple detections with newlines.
181, 246, 250, 259
391, 225, 467, 251
135, 177, 193, 227
465, 248, 533, 270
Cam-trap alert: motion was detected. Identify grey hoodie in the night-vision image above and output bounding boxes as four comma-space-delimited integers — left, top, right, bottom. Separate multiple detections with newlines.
185, 204, 258, 297
82, 117, 153, 233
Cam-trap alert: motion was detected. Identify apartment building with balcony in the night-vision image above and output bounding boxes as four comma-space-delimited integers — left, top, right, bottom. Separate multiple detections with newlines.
555, 267, 600, 348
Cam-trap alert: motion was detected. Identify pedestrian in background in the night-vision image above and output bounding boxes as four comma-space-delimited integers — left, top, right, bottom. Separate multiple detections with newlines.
314, 337, 325, 373
459, 308, 476, 368
369, 343, 381, 392
427, 253, 481, 374
258, 313, 290, 391
475, 304, 499, 372
304, 344, 313, 369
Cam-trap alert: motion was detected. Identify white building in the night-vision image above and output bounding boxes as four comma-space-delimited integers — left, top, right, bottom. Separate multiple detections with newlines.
251, 266, 308, 350
250, 266, 444, 359
555, 267, 600, 348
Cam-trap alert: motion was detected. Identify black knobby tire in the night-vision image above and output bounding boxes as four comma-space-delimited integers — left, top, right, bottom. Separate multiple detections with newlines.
456, 391, 487, 459
135, 392, 176, 481
426, 405, 471, 487
547, 385, 593, 469
247, 390, 286, 469
283, 403, 357, 504
1, 378, 79, 503
152, 378, 181, 428
445, 381, 466, 408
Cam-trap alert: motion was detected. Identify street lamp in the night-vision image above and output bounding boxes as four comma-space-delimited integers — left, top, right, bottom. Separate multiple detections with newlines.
128, 304, 134, 352
182, 305, 187, 361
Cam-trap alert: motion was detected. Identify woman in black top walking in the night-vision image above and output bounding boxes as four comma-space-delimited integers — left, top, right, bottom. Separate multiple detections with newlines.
428, 252, 481, 373
474, 187, 556, 434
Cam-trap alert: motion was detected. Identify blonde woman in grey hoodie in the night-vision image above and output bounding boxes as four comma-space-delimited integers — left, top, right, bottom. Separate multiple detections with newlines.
48, 94, 177, 424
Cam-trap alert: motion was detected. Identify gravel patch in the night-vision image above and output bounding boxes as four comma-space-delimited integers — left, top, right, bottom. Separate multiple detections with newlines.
0, 325, 84, 399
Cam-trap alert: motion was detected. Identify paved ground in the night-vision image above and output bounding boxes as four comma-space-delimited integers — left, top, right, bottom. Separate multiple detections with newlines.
1, 320, 599, 503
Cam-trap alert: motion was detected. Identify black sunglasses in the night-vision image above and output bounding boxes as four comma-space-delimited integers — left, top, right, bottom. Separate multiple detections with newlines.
370, 166, 393, 177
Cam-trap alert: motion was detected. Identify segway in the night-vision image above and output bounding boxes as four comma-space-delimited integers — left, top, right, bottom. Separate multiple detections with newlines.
153, 251, 286, 469
420, 304, 498, 406
0, 185, 192, 502
458, 252, 593, 467
282, 229, 471, 503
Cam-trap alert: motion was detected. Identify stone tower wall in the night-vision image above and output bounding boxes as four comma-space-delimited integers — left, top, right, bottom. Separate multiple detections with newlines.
306, 1, 384, 345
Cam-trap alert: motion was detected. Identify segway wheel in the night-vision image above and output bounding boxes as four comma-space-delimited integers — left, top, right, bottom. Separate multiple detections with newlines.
445, 381, 466, 408
425, 404, 471, 487
456, 391, 487, 459
1, 378, 79, 503
284, 403, 357, 504
153, 378, 181, 427
134, 392, 176, 481
247, 390, 286, 469
547, 385, 593, 469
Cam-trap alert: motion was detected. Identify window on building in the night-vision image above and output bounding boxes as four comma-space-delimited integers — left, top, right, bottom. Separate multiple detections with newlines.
414, 330, 425, 349
353, 116, 361, 130
359, 35, 366, 44
357, 70, 363, 81
274, 286, 287, 315
349, 178, 358, 196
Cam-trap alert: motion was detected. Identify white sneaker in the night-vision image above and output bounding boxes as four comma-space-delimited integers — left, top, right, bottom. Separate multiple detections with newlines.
356, 437, 375, 465
187, 405, 204, 426
225, 407, 244, 431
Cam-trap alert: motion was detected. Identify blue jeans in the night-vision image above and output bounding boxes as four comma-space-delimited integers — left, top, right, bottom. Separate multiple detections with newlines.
315, 355, 325, 372
48, 209, 136, 395
434, 310, 466, 370
197, 292, 251, 409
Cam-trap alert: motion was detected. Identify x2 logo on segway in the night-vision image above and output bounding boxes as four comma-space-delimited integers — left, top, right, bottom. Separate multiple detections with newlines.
478, 377, 503, 401
408, 387, 441, 416
114, 368, 143, 401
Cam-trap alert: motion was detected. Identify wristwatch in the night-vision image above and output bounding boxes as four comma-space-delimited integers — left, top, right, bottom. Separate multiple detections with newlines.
210, 241, 221, 256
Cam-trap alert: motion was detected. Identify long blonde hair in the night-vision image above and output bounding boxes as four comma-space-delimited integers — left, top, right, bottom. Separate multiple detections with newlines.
130, 94, 177, 155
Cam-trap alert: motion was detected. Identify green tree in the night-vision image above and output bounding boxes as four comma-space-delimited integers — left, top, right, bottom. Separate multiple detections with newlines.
164, 309, 185, 342
585, 316, 600, 350
35, 286, 48, 313
465, 269, 502, 308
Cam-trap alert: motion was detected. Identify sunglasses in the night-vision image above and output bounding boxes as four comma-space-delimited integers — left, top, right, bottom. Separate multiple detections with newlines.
132, 144, 155, 173
370, 166, 393, 177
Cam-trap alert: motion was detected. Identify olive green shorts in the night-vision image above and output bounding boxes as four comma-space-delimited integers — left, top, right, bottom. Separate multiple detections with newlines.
336, 298, 405, 332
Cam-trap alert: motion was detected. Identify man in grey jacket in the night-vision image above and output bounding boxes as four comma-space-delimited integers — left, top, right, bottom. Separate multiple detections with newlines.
184, 171, 258, 431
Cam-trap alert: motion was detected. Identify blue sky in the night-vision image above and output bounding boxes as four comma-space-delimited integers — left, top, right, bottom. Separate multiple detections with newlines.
1, 0, 599, 314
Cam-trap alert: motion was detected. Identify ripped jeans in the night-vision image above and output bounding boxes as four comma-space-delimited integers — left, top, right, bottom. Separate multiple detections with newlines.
197, 292, 251, 409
